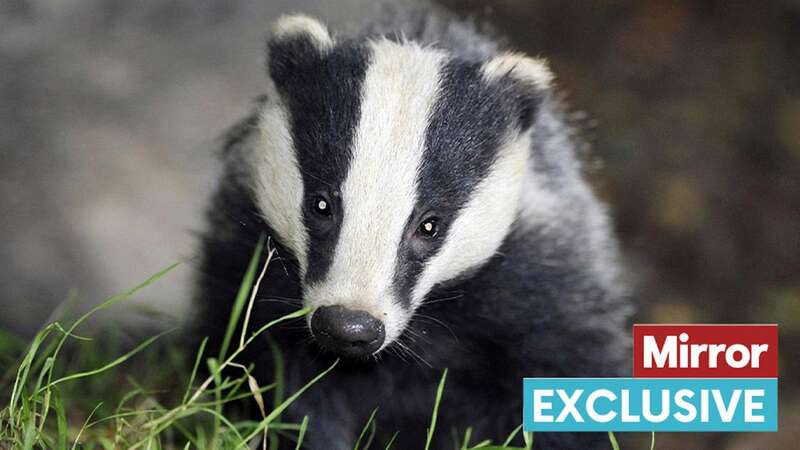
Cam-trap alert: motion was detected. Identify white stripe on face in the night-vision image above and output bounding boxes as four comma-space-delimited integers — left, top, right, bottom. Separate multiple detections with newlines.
251, 99, 308, 275
412, 130, 532, 305
304, 40, 447, 347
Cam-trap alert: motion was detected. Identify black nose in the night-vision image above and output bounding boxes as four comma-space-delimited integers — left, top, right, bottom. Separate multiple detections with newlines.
311, 305, 385, 357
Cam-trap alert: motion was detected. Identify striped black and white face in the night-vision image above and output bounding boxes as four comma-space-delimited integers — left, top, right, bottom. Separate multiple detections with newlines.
249, 15, 552, 358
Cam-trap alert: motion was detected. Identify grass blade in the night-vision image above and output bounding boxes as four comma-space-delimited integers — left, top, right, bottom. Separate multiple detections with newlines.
71, 403, 102, 450
460, 427, 472, 450
40, 330, 171, 392
183, 337, 208, 404
33, 262, 180, 422
219, 236, 265, 361
244, 307, 311, 348
240, 359, 339, 446
269, 337, 285, 450
294, 416, 309, 450
501, 424, 522, 447
608, 431, 620, 450
241, 241, 273, 350
353, 408, 378, 450
523, 431, 533, 450
384, 431, 399, 450
69, 263, 180, 337
8, 325, 56, 423
424, 369, 448, 450
52, 389, 68, 450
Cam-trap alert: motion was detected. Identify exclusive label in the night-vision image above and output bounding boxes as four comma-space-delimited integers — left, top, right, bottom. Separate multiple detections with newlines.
522, 378, 778, 432
633, 324, 778, 378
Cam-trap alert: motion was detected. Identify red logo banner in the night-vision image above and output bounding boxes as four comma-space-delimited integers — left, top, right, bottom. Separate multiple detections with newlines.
633, 324, 778, 378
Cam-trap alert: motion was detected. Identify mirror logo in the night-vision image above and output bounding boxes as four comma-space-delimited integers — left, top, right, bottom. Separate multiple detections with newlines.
523, 324, 779, 432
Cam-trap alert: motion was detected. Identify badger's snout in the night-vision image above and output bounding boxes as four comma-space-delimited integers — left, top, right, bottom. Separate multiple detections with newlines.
310, 305, 385, 357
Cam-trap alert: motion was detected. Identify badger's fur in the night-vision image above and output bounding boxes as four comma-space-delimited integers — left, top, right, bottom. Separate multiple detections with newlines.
195, 9, 631, 449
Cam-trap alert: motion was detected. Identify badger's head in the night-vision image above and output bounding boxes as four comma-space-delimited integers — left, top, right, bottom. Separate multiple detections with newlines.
250, 15, 553, 358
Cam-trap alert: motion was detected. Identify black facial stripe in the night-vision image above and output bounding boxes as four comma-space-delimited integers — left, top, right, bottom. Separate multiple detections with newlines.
393, 59, 520, 304
271, 39, 370, 284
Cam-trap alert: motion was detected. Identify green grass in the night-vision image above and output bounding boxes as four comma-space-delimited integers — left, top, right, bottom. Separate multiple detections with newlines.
0, 242, 648, 449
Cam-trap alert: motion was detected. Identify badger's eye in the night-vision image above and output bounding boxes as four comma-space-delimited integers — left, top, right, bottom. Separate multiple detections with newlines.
310, 195, 332, 217
417, 218, 439, 239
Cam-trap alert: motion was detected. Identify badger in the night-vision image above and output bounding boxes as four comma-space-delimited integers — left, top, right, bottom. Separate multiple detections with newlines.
195, 8, 631, 449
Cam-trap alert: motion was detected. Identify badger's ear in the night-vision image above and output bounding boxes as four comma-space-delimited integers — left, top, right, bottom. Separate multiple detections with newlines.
483, 53, 554, 129
266, 15, 334, 90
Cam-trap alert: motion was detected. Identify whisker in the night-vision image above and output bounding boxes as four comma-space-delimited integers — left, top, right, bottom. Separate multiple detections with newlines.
413, 314, 459, 342
394, 338, 431, 368
388, 344, 409, 364
271, 245, 293, 279
423, 293, 465, 306
297, 167, 336, 189
264, 295, 302, 302
256, 297, 302, 307
403, 326, 431, 346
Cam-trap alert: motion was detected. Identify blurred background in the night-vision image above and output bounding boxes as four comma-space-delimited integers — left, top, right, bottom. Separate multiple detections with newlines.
1, 0, 798, 447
